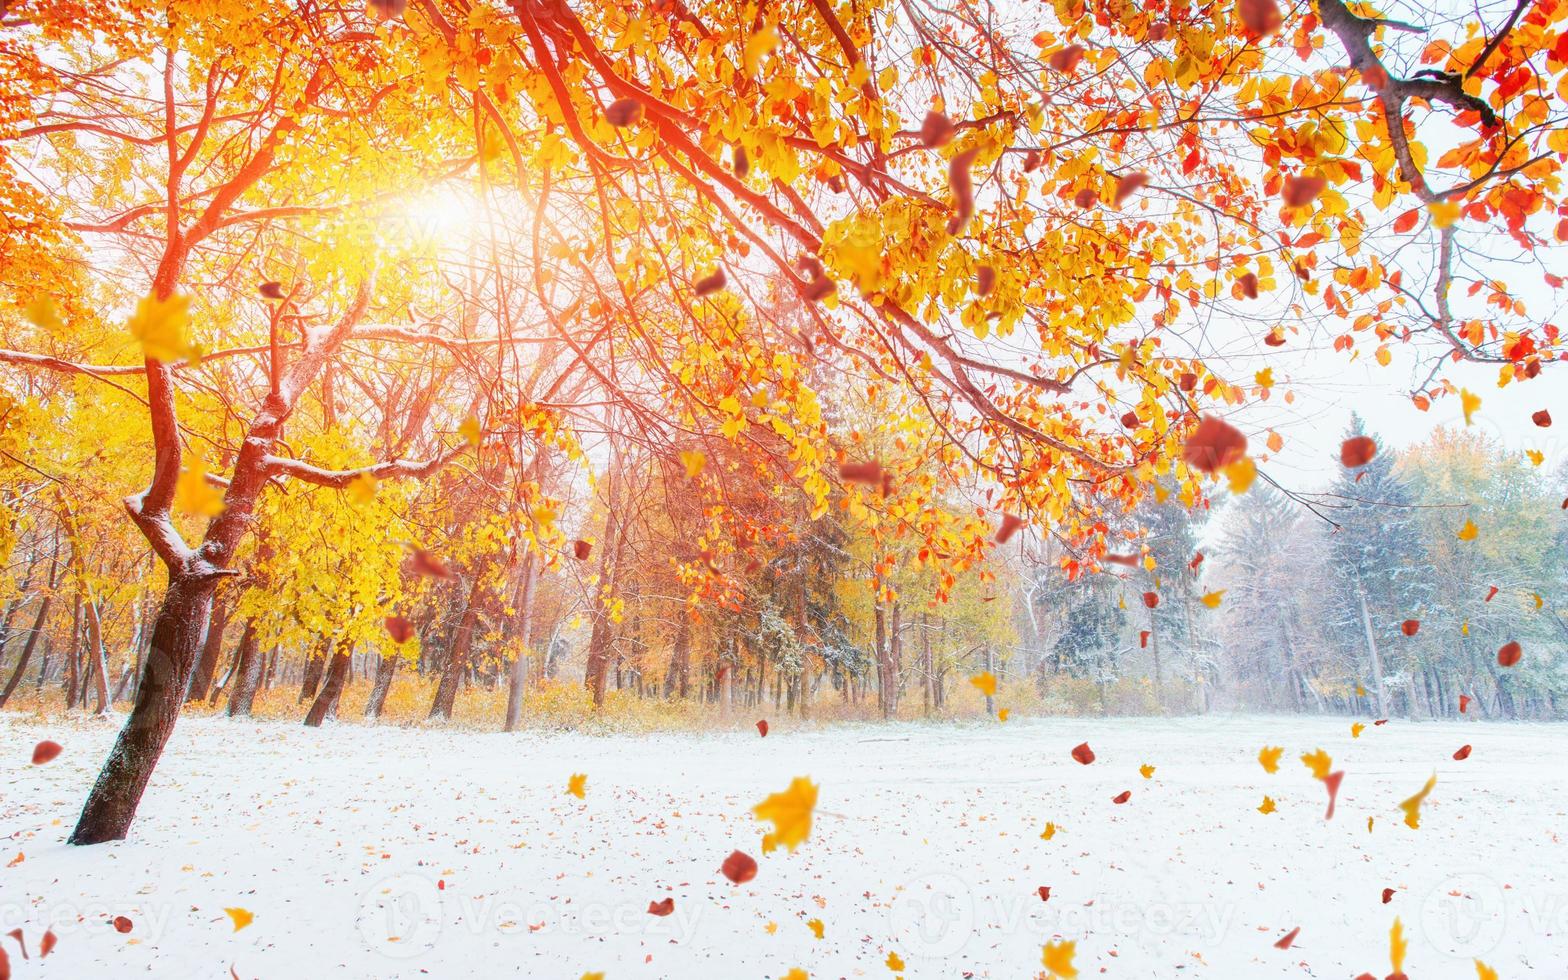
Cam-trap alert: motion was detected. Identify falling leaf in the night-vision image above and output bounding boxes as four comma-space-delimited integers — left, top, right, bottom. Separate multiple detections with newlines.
1390, 917, 1408, 974
1048, 44, 1086, 72
1401, 619, 1419, 636
1352, 723, 1365, 738
1237, 0, 1282, 35
1258, 746, 1283, 773
384, 615, 414, 644
127, 292, 198, 362
459, 415, 482, 448
40, 929, 57, 957
1460, 694, 1471, 713
721, 850, 758, 884
1340, 436, 1377, 468
566, 773, 587, 799
839, 460, 883, 486
1139, 764, 1155, 779
998, 708, 1011, 722
1399, 774, 1437, 829
1071, 742, 1096, 765
742, 25, 778, 74
919, 111, 954, 148
1111, 790, 1132, 805
224, 908, 253, 932
1113, 171, 1149, 206
605, 97, 643, 127
1429, 200, 1462, 228
1475, 959, 1498, 980
175, 457, 226, 517
573, 539, 592, 561
1274, 927, 1300, 949
754, 777, 818, 853
1200, 590, 1225, 609
1282, 174, 1325, 208
1223, 457, 1257, 493
1301, 749, 1332, 780
781, 971, 808, 980
1239, 273, 1259, 299
31, 741, 62, 765
976, 265, 996, 297
112, 916, 133, 934
24, 296, 64, 333
1484, 585, 1499, 602
1040, 822, 1058, 840
1497, 641, 1521, 667
1182, 416, 1247, 474
1526, 449, 1544, 466
1322, 770, 1345, 819
1454, 744, 1472, 760
969, 672, 997, 696
694, 269, 727, 296
756, 719, 769, 737
1042, 939, 1078, 978
1457, 519, 1478, 541
410, 549, 454, 580
1532, 409, 1552, 427
647, 898, 674, 917
995, 512, 1026, 543
346, 472, 378, 505
1258, 796, 1276, 814
946, 148, 978, 234
806, 919, 824, 939
1142, 591, 1160, 608
885, 951, 905, 972
1460, 388, 1481, 425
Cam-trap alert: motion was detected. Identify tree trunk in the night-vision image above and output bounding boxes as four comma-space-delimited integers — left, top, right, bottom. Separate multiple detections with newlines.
366, 652, 398, 719
0, 594, 53, 709
1356, 579, 1388, 716
68, 576, 216, 844
664, 614, 691, 700
503, 554, 538, 732
187, 595, 229, 703
226, 622, 262, 718
298, 641, 328, 704
873, 602, 890, 719
430, 578, 483, 720
82, 595, 111, 715
303, 641, 351, 727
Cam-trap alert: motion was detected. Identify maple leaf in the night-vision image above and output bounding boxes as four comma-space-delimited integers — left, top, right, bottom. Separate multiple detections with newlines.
175, 458, 226, 517
1457, 519, 1478, 541
998, 708, 1011, 722
1139, 764, 1155, 779
347, 473, 378, 505
224, 908, 253, 932
127, 292, 199, 362
24, 296, 64, 333
886, 951, 905, 971
1224, 457, 1257, 493
1399, 774, 1437, 829
780, 970, 808, 980
1475, 959, 1498, 980
566, 773, 587, 799
969, 672, 997, 696
1258, 746, 1283, 773
754, 777, 817, 853
1390, 917, 1408, 974
1200, 590, 1225, 608
680, 450, 706, 478
1040, 822, 1057, 840
1258, 796, 1276, 814
1351, 723, 1365, 738
459, 415, 482, 448
1301, 749, 1333, 780
806, 919, 824, 939
1460, 388, 1481, 424
1042, 938, 1078, 978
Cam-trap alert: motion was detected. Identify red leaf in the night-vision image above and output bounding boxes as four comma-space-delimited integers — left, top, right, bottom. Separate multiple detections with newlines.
756, 719, 769, 737
605, 97, 643, 127
1142, 591, 1159, 608
1111, 790, 1132, 805
1071, 742, 1096, 765
1048, 44, 1086, 72
919, 111, 954, 148
1113, 171, 1150, 206
1074, 187, 1099, 209
1381, 888, 1394, 904
112, 916, 133, 934
839, 461, 883, 486
0, 945, 8, 980
1037, 886, 1052, 901
1322, 770, 1345, 820
1400, 619, 1419, 637
694, 270, 727, 296
1274, 926, 1300, 949
1498, 641, 1522, 667
1139, 630, 1151, 649
384, 616, 414, 644
721, 850, 758, 884
1533, 409, 1552, 427
995, 513, 1026, 544
1392, 209, 1419, 233
647, 898, 675, 916
1282, 174, 1325, 208
1484, 585, 1499, 602
1105, 552, 1140, 567
1182, 415, 1247, 474
40, 930, 56, 958
30, 741, 62, 765
4, 930, 23, 960
410, 549, 455, 580
1238, 272, 1259, 299
947, 148, 978, 234
1189, 551, 1204, 571
1453, 744, 1472, 761
976, 265, 996, 297
1459, 694, 1471, 713
1340, 436, 1377, 468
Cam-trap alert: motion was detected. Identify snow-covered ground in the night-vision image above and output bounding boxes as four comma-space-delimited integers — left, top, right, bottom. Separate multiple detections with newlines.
3, 712, 1565, 978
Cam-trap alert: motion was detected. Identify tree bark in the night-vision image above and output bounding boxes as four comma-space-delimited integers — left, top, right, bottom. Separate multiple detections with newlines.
366, 651, 398, 719
226, 621, 262, 718
299, 639, 328, 704
304, 641, 351, 727
503, 553, 538, 731
430, 577, 483, 720
82, 595, 111, 715
187, 595, 229, 703
68, 576, 216, 844
1356, 579, 1388, 716
664, 613, 691, 700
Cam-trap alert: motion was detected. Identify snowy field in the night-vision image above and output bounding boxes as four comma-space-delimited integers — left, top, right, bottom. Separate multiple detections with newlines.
3, 712, 1566, 979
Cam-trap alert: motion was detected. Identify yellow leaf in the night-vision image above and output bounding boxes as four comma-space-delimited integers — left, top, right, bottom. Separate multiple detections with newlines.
744, 26, 778, 75
886, 951, 905, 971
807, 919, 824, 939
680, 450, 707, 478
566, 773, 587, 799
754, 776, 818, 853
581, 974, 605, 980
127, 292, 197, 362
1351, 723, 1365, 738
1375, 345, 1392, 366
1460, 388, 1481, 424
224, 907, 254, 932
1457, 519, 1478, 541
1428, 200, 1461, 228
1224, 457, 1256, 494
765, 921, 778, 934
1042, 939, 1078, 978
460, 415, 482, 448
781, 971, 808, 980
1475, 958, 1499, 980
1040, 821, 1057, 840
1258, 746, 1283, 773
969, 672, 997, 696
175, 457, 225, 517
1399, 773, 1437, 829
1200, 590, 1225, 608
24, 296, 64, 333
998, 707, 1010, 722
1258, 795, 1276, 814
1390, 917, 1408, 973
1301, 748, 1333, 780
1266, 430, 1284, 453
347, 473, 378, 506
1254, 367, 1274, 389
1139, 764, 1155, 779
1526, 449, 1544, 466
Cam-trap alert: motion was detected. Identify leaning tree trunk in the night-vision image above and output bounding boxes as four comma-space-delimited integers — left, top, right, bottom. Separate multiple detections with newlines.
226, 621, 262, 718
0, 592, 53, 709
303, 640, 351, 727
430, 578, 483, 720
82, 595, 112, 715
68, 575, 216, 844
298, 639, 328, 704
187, 595, 229, 703
365, 651, 398, 719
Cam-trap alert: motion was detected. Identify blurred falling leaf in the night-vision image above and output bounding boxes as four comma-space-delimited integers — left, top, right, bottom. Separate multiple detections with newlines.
1399, 774, 1437, 829
1258, 746, 1283, 773
1042, 938, 1078, 978
754, 777, 817, 853
566, 773, 587, 799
